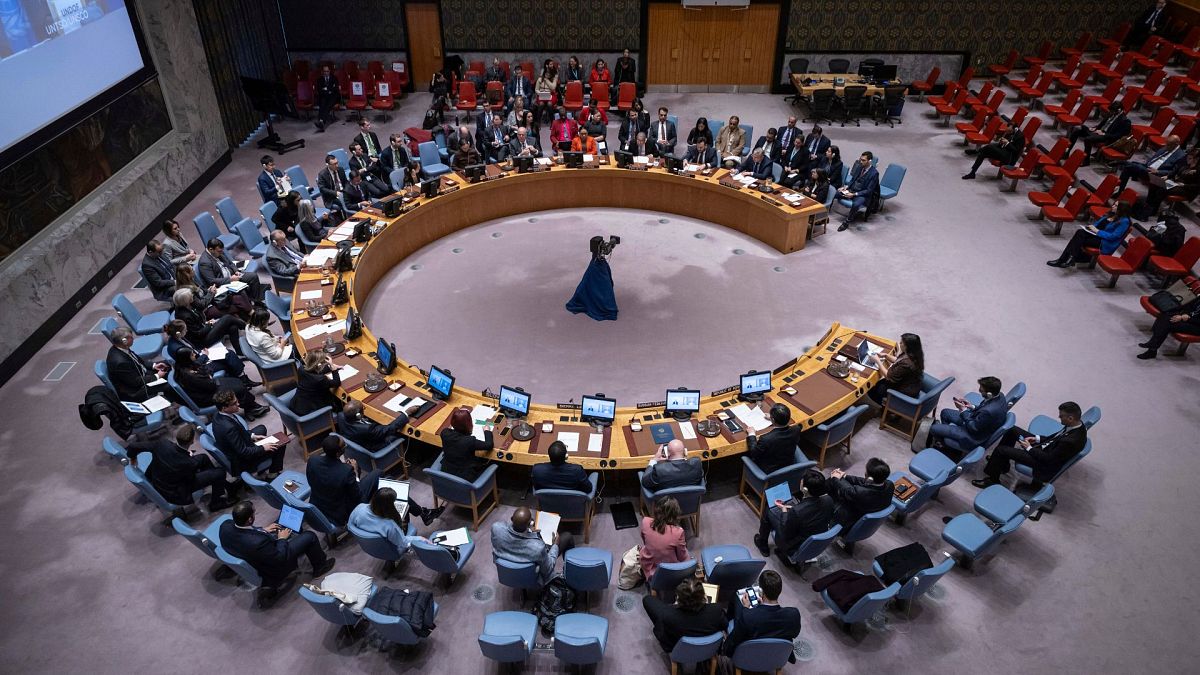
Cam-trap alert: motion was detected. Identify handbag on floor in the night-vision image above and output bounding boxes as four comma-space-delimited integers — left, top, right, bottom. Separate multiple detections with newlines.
617, 545, 643, 590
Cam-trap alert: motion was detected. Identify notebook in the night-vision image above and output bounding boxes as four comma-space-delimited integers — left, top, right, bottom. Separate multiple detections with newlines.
276, 504, 304, 532
534, 511, 560, 546
433, 527, 471, 547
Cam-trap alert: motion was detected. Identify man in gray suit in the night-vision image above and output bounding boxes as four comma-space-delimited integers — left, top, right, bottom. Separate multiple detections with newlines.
198, 239, 264, 301
490, 506, 573, 585
641, 440, 703, 491
649, 106, 677, 157
265, 231, 304, 280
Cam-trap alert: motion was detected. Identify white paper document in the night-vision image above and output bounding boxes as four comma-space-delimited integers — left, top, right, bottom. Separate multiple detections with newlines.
120, 394, 171, 415
216, 281, 248, 295
470, 404, 497, 441
634, 155, 650, 164
299, 290, 324, 300
677, 420, 697, 440
557, 432, 580, 453
536, 157, 553, 166
583, 154, 594, 162
587, 433, 604, 453
206, 344, 228, 361
730, 403, 772, 432
684, 163, 703, 172
384, 394, 426, 413
298, 324, 327, 340
534, 511, 560, 545
304, 249, 337, 266
434, 527, 471, 547
337, 364, 359, 379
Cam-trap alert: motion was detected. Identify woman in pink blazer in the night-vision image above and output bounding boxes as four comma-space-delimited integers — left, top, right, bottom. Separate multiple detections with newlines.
639, 497, 690, 579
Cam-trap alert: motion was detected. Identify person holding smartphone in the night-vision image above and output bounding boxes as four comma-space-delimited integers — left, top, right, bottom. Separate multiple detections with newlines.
928, 376, 1008, 458
641, 440, 702, 491
722, 570, 801, 658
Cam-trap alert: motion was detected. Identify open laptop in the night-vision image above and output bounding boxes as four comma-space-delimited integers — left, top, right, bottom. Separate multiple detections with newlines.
857, 340, 884, 366
765, 482, 792, 506
377, 478, 410, 518
276, 504, 304, 532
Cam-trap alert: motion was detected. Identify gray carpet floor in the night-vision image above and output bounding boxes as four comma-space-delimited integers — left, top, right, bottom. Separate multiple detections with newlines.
2, 62, 1199, 674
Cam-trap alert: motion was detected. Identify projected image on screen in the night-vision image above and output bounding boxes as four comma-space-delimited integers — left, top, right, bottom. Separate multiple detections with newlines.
1, 0, 143, 154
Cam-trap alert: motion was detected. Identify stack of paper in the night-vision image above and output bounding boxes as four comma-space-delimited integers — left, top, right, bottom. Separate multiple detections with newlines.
634, 156, 650, 164
298, 323, 328, 340
216, 281, 248, 295
535, 157, 553, 166
586, 433, 604, 453
583, 154, 594, 162
299, 290, 324, 300
557, 431, 580, 453
729, 403, 771, 432
470, 404, 497, 442
206, 344, 228, 361
534, 511, 560, 546
684, 163, 703, 173
337, 364, 359, 380
304, 249, 338, 266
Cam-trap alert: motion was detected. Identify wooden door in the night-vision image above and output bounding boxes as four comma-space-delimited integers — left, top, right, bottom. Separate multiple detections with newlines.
647, 3, 780, 88
405, 2, 443, 88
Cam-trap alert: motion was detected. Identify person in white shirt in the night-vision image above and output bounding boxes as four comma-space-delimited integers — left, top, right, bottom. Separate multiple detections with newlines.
245, 308, 293, 363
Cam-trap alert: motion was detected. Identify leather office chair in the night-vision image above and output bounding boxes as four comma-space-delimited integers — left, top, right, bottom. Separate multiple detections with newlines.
426, 453, 499, 530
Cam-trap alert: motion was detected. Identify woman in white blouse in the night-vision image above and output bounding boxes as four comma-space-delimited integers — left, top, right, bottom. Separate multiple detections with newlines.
245, 307, 292, 363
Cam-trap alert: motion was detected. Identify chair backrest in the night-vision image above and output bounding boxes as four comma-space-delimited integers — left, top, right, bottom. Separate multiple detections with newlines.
899, 558, 954, 600
284, 165, 310, 191
347, 521, 405, 561
553, 615, 607, 664
564, 551, 611, 591
102, 436, 130, 463
1172, 237, 1200, 268
192, 211, 221, 243
214, 197, 245, 232
903, 466, 951, 512
167, 369, 217, 416
881, 164, 906, 191
828, 58, 850, 73
1024, 484, 1057, 513
649, 559, 698, 595
842, 582, 901, 622
125, 454, 179, 512
1148, 107, 1176, 134
730, 638, 794, 672
812, 88, 836, 110
295, 79, 314, 104
922, 67, 940, 86
533, 489, 590, 519
235, 219, 264, 251
1121, 236, 1154, 268
653, 484, 706, 517
364, 607, 422, 645
215, 544, 262, 587
111, 293, 144, 330
412, 537, 461, 573
418, 141, 441, 166
288, 494, 340, 533
479, 619, 531, 662
823, 184, 836, 208
844, 504, 896, 543
709, 558, 766, 590
1047, 439, 1091, 484
299, 585, 360, 626
198, 433, 233, 474
264, 291, 291, 321
172, 516, 220, 560
787, 57, 808, 75
328, 147, 349, 168
984, 90, 1005, 112
495, 557, 541, 589
788, 523, 841, 563
671, 631, 724, 665
240, 471, 286, 509
258, 200, 278, 226
265, 389, 333, 440
815, 403, 868, 447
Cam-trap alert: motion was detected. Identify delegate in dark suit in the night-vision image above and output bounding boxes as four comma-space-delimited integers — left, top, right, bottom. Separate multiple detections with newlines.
265, 239, 304, 279
827, 475, 893, 528
258, 168, 287, 204
438, 427, 494, 481
1126, 2, 1167, 47
211, 411, 286, 475
964, 127, 1026, 178
751, 135, 782, 163
335, 409, 409, 452
531, 461, 592, 492
722, 602, 802, 657
380, 144, 416, 188
641, 597, 726, 652
1142, 297, 1200, 355
348, 154, 388, 197
141, 250, 176, 302
316, 165, 350, 210
745, 425, 803, 473
640, 457, 703, 491
306, 453, 375, 526
683, 144, 719, 168
505, 75, 533, 110
1068, 109, 1132, 161
778, 142, 809, 188
197, 249, 266, 301
981, 425, 1087, 485
315, 71, 340, 130
930, 394, 1008, 455
839, 160, 880, 227
128, 435, 229, 507
219, 519, 328, 587
799, 132, 830, 170
292, 366, 340, 416
105, 345, 162, 402
738, 152, 774, 180
759, 493, 834, 557
352, 131, 383, 161
1117, 145, 1186, 191
649, 118, 678, 157
342, 179, 372, 210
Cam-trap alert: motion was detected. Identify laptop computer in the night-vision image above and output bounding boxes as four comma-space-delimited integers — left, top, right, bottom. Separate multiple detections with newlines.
857, 340, 884, 366
377, 478, 410, 518
276, 504, 304, 532
765, 482, 792, 506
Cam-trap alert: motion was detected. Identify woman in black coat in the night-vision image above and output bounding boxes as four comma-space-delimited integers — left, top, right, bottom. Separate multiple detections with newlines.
175, 349, 268, 418
291, 352, 343, 415
437, 407, 494, 481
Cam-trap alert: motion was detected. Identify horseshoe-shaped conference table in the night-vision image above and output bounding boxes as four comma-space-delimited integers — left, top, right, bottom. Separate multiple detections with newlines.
290, 160, 893, 470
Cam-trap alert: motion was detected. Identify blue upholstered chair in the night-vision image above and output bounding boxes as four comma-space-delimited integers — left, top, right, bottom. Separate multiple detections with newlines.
909, 445, 985, 493
348, 519, 415, 575
240, 470, 308, 510
296, 224, 322, 251
982, 412, 1018, 452
299, 585, 364, 639
234, 219, 269, 259
840, 504, 896, 555
553, 613, 609, 666
880, 373, 955, 439
638, 478, 706, 534
426, 452, 499, 530
739, 124, 754, 156
964, 381, 1027, 410
333, 430, 407, 478
199, 426, 272, 477
730, 638, 794, 673
495, 557, 541, 600
125, 452, 198, 520
671, 632, 724, 673
284, 165, 320, 201
214, 543, 262, 589
889, 466, 952, 525
877, 163, 907, 209
264, 291, 292, 323
738, 448, 816, 518
785, 523, 842, 573
172, 514, 232, 564
771, 162, 784, 184
238, 335, 296, 394
942, 512, 1026, 570
325, 147, 349, 168
478, 611, 538, 665
258, 200, 278, 227
365, 602, 438, 649
701, 545, 766, 594
564, 547, 612, 607
801, 404, 869, 468
821, 582, 901, 631
99, 317, 163, 360
413, 531, 476, 582
1014, 443, 1087, 517
102, 436, 130, 464
283, 490, 346, 546
193, 210, 240, 251
648, 559, 698, 600
215, 196, 259, 238
418, 141, 452, 179
874, 555, 955, 604
534, 472, 599, 542
167, 369, 218, 418
112, 293, 172, 336
1027, 405, 1102, 437
264, 389, 333, 458
389, 169, 408, 191
267, 266, 297, 294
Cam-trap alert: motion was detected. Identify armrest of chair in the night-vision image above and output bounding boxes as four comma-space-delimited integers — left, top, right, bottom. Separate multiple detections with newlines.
585, 471, 599, 499
292, 405, 334, 425
885, 388, 923, 407
365, 436, 405, 460
741, 456, 767, 482
472, 463, 499, 491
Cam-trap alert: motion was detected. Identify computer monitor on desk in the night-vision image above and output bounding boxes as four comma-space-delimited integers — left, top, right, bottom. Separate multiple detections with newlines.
739, 370, 771, 402
857, 62, 877, 80
875, 64, 898, 83
614, 151, 633, 168
376, 338, 396, 375
563, 151, 584, 168
498, 385, 531, 418
665, 388, 701, 420
581, 394, 616, 426
514, 155, 534, 173
464, 164, 486, 183
428, 364, 454, 400
664, 156, 684, 174
420, 179, 439, 198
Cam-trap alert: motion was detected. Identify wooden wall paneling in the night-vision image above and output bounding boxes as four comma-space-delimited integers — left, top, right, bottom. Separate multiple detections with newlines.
648, 3, 781, 86
406, 2, 443, 86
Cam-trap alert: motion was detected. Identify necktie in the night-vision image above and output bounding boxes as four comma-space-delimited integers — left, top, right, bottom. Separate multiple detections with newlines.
809, 138, 817, 154
495, 128, 501, 143
332, 170, 341, 191
517, 80, 523, 96
660, 122, 666, 142
364, 134, 375, 155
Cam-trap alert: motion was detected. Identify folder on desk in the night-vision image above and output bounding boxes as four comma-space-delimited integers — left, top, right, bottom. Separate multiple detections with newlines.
648, 423, 675, 445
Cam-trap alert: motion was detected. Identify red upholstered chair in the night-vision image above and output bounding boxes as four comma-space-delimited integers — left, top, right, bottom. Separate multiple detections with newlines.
956, 108, 988, 139
1173, 26, 1200, 65
383, 71, 402, 97
1044, 89, 1081, 118
1134, 39, 1175, 75
1132, 107, 1176, 139
1029, 175, 1073, 212
371, 80, 394, 121
1083, 44, 1119, 76
295, 80, 314, 118
927, 80, 959, 108
1061, 31, 1093, 59
343, 60, 360, 82
1043, 149, 1085, 184
484, 80, 505, 112
1043, 189, 1093, 234
981, 89, 1006, 116
282, 69, 297, 96
1008, 106, 1029, 129
988, 51, 1019, 81
345, 80, 369, 121
1127, 69, 1167, 100
1097, 22, 1132, 50
956, 67, 975, 89
367, 60, 384, 82
1054, 99, 1094, 130
563, 81, 584, 112
1097, 237, 1153, 287
1017, 72, 1056, 104
1100, 129, 1147, 165
1036, 137, 1069, 171
1023, 41, 1053, 68
964, 81, 994, 108
1020, 116, 1042, 146
468, 60, 486, 76
1090, 188, 1137, 219
910, 67, 940, 101
1084, 175, 1119, 208
965, 115, 1004, 148
520, 61, 535, 78
1085, 78, 1123, 113
1149, 117, 1196, 150
456, 80, 479, 120
1141, 79, 1182, 115
935, 89, 969, 125
1007, 64, 1043, 91
1095, 52, 1136, 85
616, 82, 637, 112
1047, 55, 1081, 85
1057, 62, 1097, 93
391, 61, 409, 89
337, 68, 351, 98
591, 82, 610, 110
1147, 238, 1200, 287
1001, 150, 1042, 191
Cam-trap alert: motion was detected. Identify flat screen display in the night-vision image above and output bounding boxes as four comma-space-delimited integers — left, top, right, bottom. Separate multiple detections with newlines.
428, 364, 454, 398
498, 386, 530, 416
376, 338, 395, 372
665, 389, 701, 414
740, 371, 771, 396
581, 395, 616, 421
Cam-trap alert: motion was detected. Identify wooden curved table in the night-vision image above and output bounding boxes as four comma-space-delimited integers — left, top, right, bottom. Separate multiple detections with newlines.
291, 161, 890, 470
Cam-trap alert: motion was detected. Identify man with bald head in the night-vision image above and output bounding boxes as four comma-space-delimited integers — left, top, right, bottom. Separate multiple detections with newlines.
264, 230, 304, 280
641, 439, 703, 491
491, 506, 573, 584
1116, 135, 1186, 192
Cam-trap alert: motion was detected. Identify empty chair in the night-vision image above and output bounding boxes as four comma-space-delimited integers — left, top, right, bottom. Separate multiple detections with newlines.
172, 514, 232, 565
839, 504, 895, 555
412, 532, 476, 582
820, 582, 901, 631
877, 164, 906, 209
264, 389, 334, 458
827, 58, 850, 73
738, 449, 816, 517
801, 404, 868, 468
263, 291, 291, 323
784, 523, 842, 572
648, 559, 698, 599
234, 220, 268, 259
803, 88, 836, 124
240, 470, 307, 510
942, 512, 1025, 570
700, 545, 765, 594
534, 473, 599, 542
478, 610, 538, 665
564, 547, 613, 604
426, 453, 499, 530
880, 374, 955, 439
908, 445, 985, 490
553, 613, 609, 666
112, 293, 171, 336
671, 631, 724, 675
214, 196, 255, 234
730, 638, 795, 673
193, 210, 240, 252
284, 165, 320, 200
889, 465, 951, 525
875, 556, 955, 605
418, 141, 451, 179
1096, 236, 1153, 288
298, 585, 363, 638
910, 66, 940, 101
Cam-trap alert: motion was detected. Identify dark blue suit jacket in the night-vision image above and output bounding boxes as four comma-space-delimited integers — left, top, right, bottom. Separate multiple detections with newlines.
258, 169, 285, 204
723, 602, 802, 656
956, 394, 1008, 443
739, 155, 774, 179
847, 163, 879, 196
218, 520, 293, 584
305, 454, 360, 526
212, 412, 263, 475
531, 461, 592, 492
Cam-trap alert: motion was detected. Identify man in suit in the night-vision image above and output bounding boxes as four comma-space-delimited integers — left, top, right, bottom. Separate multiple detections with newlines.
929, 376, 1009, 457
737, 147, 774, 180
800, 125, 831, 172
316, 153, 351, 213
491, 506, 572, 585
962, 125, 1025, 179
105, 327, 170, 402
1068, 108, 1132, 164
306, 435, 382, 527
641, 440, 703, 491
756, 469, 834, 560
837, 151, 880, 231
129, 425, 235, 510
197, 239, 265, 301
745, 404, 803, 473
684, 137, 719, 168
352, 118, 383, 163
752, 127, 782, 162
778, 135, 809, 188
531, 441, 594, 492
776, 116, 801, 153
140, 240, 176, 302
343, 172, 373, 210
1117, 135, 1186, 192
448, 125, 475, 155
485, 57, 507, 83
722, 571, 802, 658
505, 65, 532, 111
211, 388, 286, 478
625, 131, 652, 157
974, 401, 1087, 488
265, 231, 304, 280
380, 133, 418, 189
827, 457, 893, 528
478, 114, 512, 163
649, 107, 677, 157
257, 155, 290, 205
509, 126, 541, 158
335, 399, 416, 453
1138, 296, 1200, 359
219, 501, 334, 600
1127, 0, 1168, 48
348, 143, 388, 197
314, 64, 340, 132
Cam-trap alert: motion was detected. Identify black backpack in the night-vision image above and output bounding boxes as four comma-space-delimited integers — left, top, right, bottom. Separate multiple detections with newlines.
536, 575, 577, 636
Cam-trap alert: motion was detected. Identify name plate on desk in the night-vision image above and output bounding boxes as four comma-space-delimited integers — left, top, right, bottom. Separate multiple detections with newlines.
710, 385, 739, 396
636, 400, 666, 409
556, 402, 582, 410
